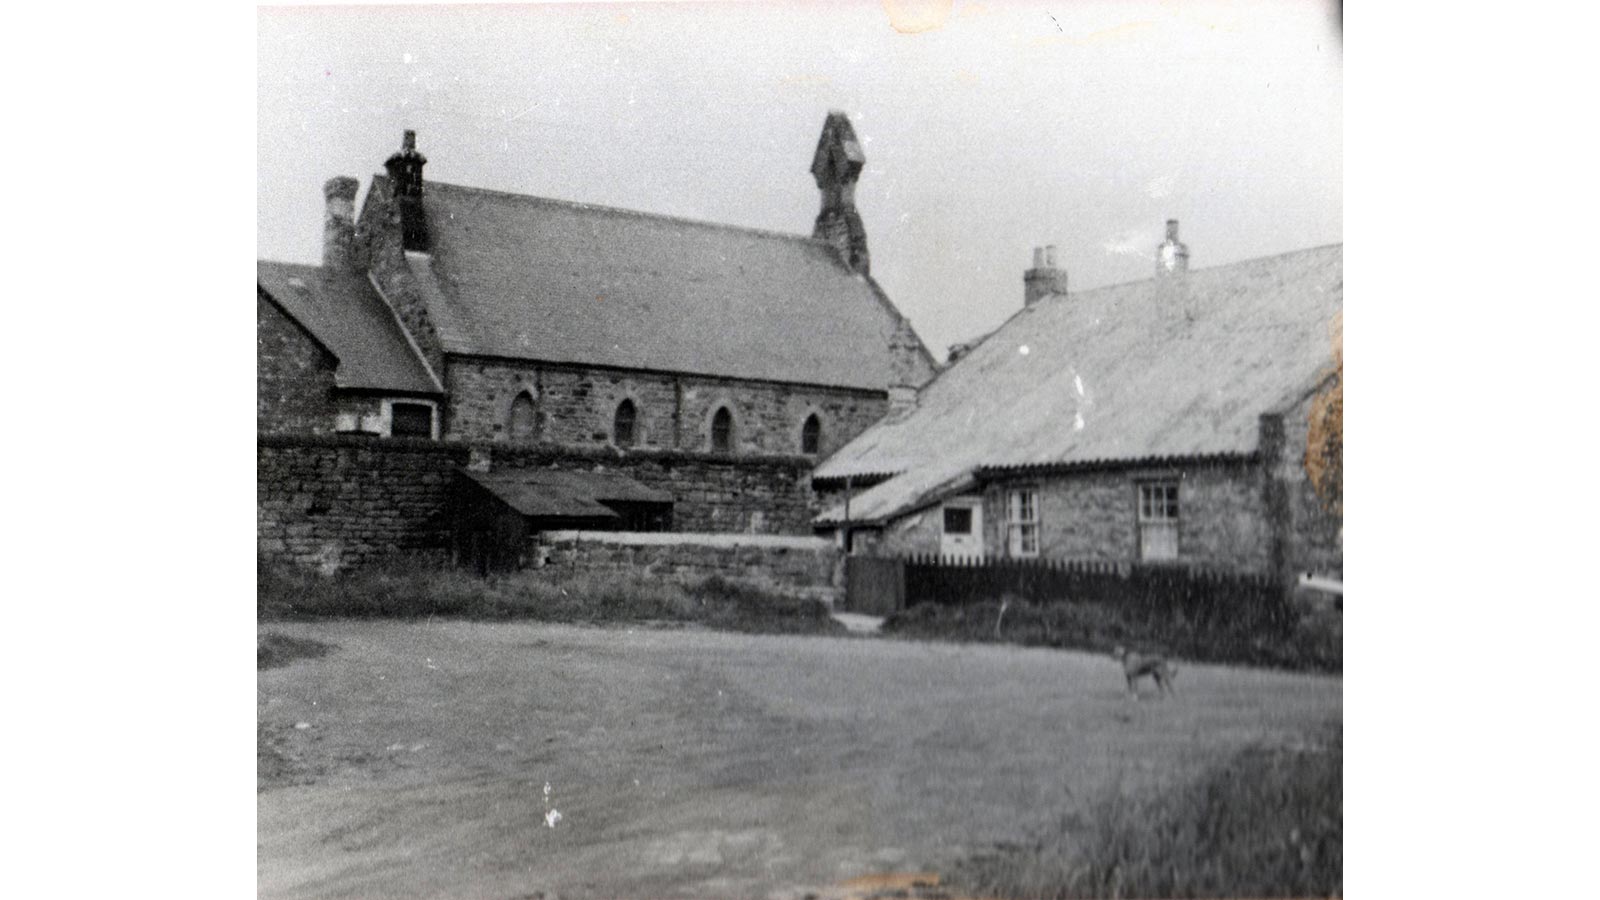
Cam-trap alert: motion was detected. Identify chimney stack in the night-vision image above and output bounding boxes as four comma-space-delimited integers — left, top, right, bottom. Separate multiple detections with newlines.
1023, 244, 1069, 306
811, 111, 870, 274
322, 176, 360, 271
887, 385, 918, 418
384, 129, 429, 252
1156, 219, 1189, 276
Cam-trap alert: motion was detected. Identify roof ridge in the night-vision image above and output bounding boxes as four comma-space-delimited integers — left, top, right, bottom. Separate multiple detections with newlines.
1044, 241, 1344, 303
397, 176, 836, 248
959, 240, 1342, 351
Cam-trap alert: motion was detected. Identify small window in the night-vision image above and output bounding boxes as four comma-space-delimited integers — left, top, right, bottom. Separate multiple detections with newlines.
389, 402, 433, 438
1006, 489, 1039, 558
711, 406, 734, 453
943, 507, 973, 535
508, 392, 537, 442
801, 414, 822, 455
614, 399, 638, 447
1138, 482, 1180, 561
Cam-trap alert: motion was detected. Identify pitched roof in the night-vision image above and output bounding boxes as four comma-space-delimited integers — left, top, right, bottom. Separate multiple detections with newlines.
460, 468, 673, 520
816, 244, 1343, 525
391, 178, 919, 391
257, 260, 442, 395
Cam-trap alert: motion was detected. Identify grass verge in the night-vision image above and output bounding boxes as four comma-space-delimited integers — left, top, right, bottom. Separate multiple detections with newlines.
258, 559, 844, 636
956, 729, 1342, 899
881, 597, 1340, 673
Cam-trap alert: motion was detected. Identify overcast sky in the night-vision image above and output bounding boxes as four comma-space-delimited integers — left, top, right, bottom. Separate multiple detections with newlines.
258, 0, 1341, 356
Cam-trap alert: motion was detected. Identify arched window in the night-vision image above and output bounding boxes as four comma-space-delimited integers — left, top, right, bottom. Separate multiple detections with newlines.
801, 414, 822, 455
508, 392, 537, 442
613, 399, 638, 447
710, 406, 734, 453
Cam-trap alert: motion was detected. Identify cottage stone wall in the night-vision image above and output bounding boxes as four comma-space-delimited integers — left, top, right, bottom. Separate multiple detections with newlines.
849, 504, 946, 558
257, 295, 338, 435
980, 462, 1272, 572
542, 531, 843, 604
443, 358, 887, 459
841, 461, 1273, 572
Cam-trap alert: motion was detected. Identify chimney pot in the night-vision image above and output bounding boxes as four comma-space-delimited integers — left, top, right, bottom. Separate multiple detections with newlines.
384, 130, 429, 252
1157, 218, 1189, 277
1023, 244, 1069, 307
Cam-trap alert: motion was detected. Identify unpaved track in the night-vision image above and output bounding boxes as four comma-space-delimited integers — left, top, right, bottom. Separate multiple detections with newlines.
258, 620, 1340, 899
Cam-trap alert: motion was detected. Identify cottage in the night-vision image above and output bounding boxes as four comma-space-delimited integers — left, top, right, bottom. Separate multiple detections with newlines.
814, 225, 1342, 587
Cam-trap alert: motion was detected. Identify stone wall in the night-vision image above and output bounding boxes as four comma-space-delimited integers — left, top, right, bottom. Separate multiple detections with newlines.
257, 294, 337, 435
259, 435, 823, 572
257, 434, 468, 571
488, 444, 818, 535
542, 531, 843, 604
443, 357, 887, 460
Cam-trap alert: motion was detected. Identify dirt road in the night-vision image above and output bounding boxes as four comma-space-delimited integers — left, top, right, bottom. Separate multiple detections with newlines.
258, 620, 1340, 899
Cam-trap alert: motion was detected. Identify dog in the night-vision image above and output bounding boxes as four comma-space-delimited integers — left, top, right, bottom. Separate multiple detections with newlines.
1113, 646, 1177, 699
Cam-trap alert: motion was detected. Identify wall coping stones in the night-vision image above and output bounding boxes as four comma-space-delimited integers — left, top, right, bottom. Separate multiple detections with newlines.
544, 530, 834, 551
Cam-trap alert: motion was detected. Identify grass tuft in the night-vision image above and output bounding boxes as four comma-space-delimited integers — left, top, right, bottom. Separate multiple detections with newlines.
257, 633, 335, 669
881, 596, 1340, 674
957, 729, 1342, 899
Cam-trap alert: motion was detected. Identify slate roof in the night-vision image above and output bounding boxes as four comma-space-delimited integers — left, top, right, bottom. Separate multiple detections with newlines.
257, 260, 442, 395
387, 178, 921, 391
460, 468, 673, 520
815, 244, 1343, 525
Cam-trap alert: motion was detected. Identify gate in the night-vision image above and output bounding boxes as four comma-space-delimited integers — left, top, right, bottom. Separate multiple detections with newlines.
844, 556, 905, 616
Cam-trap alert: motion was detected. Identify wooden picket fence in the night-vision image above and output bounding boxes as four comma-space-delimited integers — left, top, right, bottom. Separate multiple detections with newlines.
895, 554, 1292, 632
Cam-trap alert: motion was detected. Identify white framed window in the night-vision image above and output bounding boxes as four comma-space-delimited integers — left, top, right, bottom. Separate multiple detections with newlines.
940, 499, 985, 559
1006, 488, 1040, 558
1138, 481, 1180, 561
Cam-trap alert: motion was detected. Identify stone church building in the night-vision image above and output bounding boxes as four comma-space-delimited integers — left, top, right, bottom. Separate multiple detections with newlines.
258, 113, 936, 459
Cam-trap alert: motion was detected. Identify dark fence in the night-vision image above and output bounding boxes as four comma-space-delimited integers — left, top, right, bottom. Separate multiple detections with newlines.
844, 556, 905, 616
899, 554, 1292, 632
